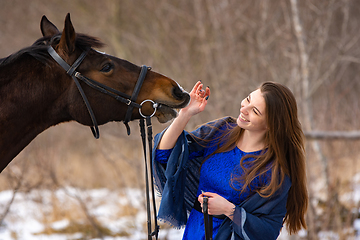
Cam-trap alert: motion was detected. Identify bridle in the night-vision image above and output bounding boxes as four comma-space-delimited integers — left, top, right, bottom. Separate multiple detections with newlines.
47, 46, 152, 137
47, 46, 160, 239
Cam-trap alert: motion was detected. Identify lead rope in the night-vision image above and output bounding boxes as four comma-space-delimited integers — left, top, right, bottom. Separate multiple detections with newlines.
140, 117, 159, 239
147, 116, 160, 239
203, 196, 213, 240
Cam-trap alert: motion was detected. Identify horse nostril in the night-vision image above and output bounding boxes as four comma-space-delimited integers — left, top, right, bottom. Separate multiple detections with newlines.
172, 86, 186, 100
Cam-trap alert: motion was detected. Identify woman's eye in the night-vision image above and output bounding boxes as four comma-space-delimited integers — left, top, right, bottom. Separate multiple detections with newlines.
246, 97, 250, 103
253, 109, 258, 115
100, 63, 114, 73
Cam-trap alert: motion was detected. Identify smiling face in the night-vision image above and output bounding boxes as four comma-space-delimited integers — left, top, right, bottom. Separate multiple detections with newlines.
237, 89, 267, 134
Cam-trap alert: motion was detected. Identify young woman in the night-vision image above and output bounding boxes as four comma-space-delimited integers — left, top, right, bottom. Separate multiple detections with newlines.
152, 81, 308, 239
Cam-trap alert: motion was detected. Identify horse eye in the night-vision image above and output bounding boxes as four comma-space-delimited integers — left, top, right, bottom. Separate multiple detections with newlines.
100, 63, 114, 73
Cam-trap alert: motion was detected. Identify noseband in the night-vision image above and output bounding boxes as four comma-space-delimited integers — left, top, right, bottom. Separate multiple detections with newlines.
47, 46, 154, 138
48, 46, 160, 239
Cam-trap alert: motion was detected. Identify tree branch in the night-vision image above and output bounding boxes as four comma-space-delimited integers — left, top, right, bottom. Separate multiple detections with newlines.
305, 130, 360, 140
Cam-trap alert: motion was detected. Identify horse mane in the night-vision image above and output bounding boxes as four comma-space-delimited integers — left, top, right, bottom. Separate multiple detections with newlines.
0, 33, 105, 67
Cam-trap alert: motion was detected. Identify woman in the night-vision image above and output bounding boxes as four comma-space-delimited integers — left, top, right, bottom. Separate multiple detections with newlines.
152, 81, 308, 239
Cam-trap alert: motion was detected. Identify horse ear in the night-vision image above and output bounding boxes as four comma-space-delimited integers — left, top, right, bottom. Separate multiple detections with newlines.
40, 15, 60, 37
58, 13, 76, 54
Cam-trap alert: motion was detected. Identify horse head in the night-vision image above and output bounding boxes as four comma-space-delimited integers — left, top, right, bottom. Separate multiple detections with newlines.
41, 13, 190, 127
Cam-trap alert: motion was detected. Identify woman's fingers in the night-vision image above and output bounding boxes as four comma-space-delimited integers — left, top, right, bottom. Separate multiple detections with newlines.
190, 81, 210, 99
181, 82, 210, 116
192, 81, 208, 97
198, 89, 206, 98
190, 80, 202, 94
204, 86, 210, 100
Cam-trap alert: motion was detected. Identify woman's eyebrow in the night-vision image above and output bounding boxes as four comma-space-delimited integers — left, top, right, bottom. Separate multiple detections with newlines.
248, 94, 263, 115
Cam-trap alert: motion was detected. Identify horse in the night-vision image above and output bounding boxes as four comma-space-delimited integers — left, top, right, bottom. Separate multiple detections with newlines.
0, 13, 190, 173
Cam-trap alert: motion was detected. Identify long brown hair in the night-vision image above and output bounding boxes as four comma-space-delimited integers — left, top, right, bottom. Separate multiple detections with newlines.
201, 82, 308, 234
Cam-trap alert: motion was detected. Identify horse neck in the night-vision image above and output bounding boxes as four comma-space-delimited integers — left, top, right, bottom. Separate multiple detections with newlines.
0, 56, 69, 172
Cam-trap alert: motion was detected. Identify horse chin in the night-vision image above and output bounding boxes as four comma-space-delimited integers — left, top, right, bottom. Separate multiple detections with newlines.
155, 104, 178, 123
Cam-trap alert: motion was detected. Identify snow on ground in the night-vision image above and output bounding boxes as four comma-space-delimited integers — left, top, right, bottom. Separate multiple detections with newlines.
0, 178, 359, 240
0, 187, 184, 240
341, 172, 360, 203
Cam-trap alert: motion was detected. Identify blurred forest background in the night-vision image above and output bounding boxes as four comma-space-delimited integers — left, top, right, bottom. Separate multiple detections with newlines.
0, 0, 360, 239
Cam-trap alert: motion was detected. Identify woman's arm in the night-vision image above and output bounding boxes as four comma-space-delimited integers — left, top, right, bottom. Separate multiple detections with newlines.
157, 81, 210, 150
231, 204, 286, 240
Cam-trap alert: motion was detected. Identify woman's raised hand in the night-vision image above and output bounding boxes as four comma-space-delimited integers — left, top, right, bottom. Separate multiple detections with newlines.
180, 81, 210, 117
157, 81, 210, 150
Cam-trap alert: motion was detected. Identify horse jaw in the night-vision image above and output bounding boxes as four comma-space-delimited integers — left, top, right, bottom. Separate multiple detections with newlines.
154, 105, 179, 123
153, 92, 190, 123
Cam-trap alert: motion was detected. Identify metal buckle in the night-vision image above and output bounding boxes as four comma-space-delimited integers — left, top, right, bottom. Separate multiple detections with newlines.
139, 99, 158, 118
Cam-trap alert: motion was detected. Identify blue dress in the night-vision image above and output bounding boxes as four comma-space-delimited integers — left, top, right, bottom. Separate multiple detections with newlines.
155, 124, 270, 239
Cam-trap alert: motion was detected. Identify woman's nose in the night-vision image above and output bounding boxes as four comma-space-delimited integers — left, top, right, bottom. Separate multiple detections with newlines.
241, 106, 249, 115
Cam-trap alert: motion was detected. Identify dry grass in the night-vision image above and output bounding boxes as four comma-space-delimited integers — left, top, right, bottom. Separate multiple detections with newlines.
25, 187, 143, 238
0, 121, 154, 191
36, 221, 123, 238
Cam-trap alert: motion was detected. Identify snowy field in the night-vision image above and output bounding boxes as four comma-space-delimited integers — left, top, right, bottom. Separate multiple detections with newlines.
0, 172, 359, 240
0, 188, 184, 240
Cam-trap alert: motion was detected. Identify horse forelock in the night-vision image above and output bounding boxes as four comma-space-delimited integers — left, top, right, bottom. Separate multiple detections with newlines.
75, 33, 105, 49
46, 33, 105, 51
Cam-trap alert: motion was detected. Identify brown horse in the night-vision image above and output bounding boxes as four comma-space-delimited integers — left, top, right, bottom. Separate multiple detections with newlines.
0, 14, 190, 173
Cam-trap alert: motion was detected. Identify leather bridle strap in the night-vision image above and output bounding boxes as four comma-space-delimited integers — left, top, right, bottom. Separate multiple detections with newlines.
139, 117, 159, 240
48, 46, 100, 138
47, 46, 145, 138
124, 65, 148, 135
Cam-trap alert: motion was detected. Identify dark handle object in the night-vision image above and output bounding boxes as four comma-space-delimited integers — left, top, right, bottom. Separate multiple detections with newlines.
203, 196, 213, 240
